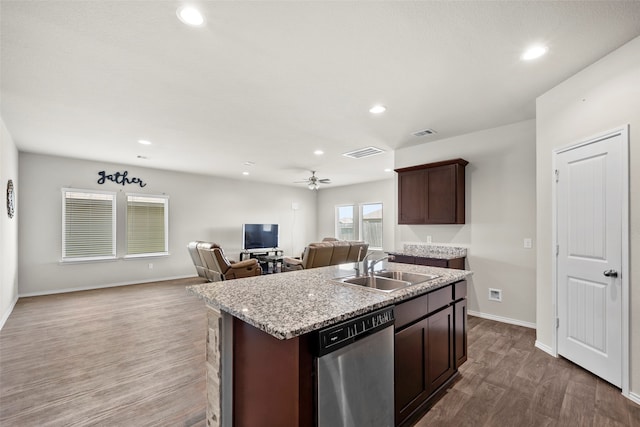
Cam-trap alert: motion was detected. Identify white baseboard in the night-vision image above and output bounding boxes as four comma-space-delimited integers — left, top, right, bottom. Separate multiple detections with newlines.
534, 340, 556, 357
467, 310, 536, 329
18, 275, 196, 298
0, 295, 19, 331
627, 391, 640, 405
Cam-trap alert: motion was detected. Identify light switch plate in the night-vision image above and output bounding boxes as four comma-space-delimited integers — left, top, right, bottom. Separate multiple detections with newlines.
524, 238, 532, 249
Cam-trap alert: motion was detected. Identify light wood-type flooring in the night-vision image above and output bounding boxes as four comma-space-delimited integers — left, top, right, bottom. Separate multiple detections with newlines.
1, 278, 638, 426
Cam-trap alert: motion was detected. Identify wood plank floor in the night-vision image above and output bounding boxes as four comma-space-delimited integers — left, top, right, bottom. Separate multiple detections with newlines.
1, 278, 638, 426
0, 278, 208, 427
417, 316, 640, 427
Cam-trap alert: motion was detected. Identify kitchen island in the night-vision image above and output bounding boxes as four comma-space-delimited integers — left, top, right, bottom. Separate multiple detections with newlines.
188, 261, 472, 426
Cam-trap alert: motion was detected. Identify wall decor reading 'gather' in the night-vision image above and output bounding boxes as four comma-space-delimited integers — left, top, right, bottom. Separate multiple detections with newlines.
97, 170, 147, 188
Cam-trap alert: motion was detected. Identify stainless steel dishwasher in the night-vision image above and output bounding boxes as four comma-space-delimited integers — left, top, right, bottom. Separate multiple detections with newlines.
316, 306, 395, 427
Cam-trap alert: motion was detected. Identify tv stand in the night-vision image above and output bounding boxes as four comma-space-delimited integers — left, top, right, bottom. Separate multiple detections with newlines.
240, 248, 284, 274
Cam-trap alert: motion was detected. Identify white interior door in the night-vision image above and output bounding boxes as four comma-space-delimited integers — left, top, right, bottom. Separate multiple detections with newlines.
556, 132, 623, 388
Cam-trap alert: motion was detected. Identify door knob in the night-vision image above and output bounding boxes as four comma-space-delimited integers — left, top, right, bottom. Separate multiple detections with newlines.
603, 269, 618, 278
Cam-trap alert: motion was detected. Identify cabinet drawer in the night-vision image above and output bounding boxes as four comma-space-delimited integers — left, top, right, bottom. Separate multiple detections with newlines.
415, 257, 448, 268
427, 285, 453, 313
454, 280, 467, 301
392, 254, 416, 264
395, 293, 428, 330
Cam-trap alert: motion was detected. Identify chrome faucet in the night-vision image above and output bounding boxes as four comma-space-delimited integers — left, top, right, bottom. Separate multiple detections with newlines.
354, 250, 374, 276
365, 255, 393, 276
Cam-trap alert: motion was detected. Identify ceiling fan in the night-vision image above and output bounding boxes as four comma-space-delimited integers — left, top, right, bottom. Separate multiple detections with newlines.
295, 171, 331, 190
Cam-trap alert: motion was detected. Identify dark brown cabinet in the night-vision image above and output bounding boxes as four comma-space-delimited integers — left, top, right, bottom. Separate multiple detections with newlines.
394, 281, 467, 426
394, 282, 465, 426
396, 158, 468, 224
453, 280, 468, 368
391, 254, 465, 270
454, 298, 467, 368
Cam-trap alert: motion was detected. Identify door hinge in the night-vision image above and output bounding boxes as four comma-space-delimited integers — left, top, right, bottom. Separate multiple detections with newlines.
554, 169, 559, 183
556, 245, 559, 256
556, 318, 559, 329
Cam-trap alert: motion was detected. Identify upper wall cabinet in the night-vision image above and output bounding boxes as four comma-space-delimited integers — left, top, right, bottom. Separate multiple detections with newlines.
395, 158, 468, 224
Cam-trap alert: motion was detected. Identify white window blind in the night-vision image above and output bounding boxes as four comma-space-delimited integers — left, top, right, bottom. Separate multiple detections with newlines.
126, 194, 168, 256
62, 189, 116, 260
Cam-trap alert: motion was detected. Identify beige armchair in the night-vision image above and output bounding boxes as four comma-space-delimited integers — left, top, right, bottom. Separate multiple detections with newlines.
197, 242, 262, 281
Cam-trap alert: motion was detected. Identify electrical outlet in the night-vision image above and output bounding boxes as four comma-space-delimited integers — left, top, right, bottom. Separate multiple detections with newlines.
426, 235, 432, 244
489, 288, 502, 302
148, 263, 154, 269
524, 238, 532, 249
291, 202, 299, 211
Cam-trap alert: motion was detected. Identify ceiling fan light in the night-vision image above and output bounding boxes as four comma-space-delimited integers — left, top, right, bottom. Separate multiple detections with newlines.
308, 182, 318, 190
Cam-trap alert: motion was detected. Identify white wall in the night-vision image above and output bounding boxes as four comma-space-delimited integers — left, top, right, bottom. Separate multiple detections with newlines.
0, 118, 19, 327
18, 153, 317, 295
316, 178, 395, 254
395, 120, 537, 326
536, 35, 640, 396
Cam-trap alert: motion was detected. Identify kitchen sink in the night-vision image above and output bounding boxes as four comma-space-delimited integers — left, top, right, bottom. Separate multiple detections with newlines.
373, 270, 439, 284
335, 271, 440, 293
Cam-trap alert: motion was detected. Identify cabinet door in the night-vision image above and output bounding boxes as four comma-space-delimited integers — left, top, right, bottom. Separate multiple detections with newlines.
426, 306, 455, 393
398, 170, 426, 224
425, 165, 457, 223
394, 318, 429, 424
455, 299, 468, 368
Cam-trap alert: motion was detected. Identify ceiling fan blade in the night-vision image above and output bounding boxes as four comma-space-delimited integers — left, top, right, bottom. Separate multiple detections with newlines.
318, 179, 332, 183
293, 180, 310, 183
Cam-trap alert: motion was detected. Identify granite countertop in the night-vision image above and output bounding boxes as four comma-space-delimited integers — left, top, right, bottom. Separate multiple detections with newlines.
388, 244, 468, 260
187, 261, 472, 340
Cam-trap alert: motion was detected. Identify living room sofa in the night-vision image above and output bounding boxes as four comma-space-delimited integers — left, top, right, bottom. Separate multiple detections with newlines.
282, 239, 369, 271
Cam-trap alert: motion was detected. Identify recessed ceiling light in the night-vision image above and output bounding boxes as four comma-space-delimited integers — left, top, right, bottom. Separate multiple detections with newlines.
369, 105, 386, 114
242, 171, 250, 176
177, 6, 205, 27
521, 45, 548, 61
138, 139, 152, 145
314, 150, 324, 156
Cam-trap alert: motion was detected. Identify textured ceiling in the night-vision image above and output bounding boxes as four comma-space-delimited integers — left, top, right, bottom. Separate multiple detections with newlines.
2, 1, 640, 188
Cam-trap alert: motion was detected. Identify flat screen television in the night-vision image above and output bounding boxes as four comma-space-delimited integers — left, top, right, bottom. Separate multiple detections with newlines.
242, 223, 279, 250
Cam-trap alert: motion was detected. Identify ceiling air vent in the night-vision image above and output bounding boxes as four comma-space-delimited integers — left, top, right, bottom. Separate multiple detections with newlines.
342, 146, 385, 159
412, 128, 437, 137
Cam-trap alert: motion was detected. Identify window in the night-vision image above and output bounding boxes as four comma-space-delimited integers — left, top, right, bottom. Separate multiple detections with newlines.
335, 205, 355, 240
62, 189, 116, 261
126, 194, 169, 256
361, 203, 383, 249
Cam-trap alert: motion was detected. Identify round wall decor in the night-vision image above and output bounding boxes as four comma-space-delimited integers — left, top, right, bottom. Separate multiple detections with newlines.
6, 179, 15, 218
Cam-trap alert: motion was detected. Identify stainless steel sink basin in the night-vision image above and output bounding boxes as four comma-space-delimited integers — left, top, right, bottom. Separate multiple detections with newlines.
373, 270, 439, 284
339, 275, 412, 292
335, 271, 440, 293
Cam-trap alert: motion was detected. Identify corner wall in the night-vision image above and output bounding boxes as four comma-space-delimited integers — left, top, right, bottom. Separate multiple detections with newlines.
18, 153, 317, 295
536, 35, 640, 397
395, 120, 537, 326
0, 118, 19, 328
